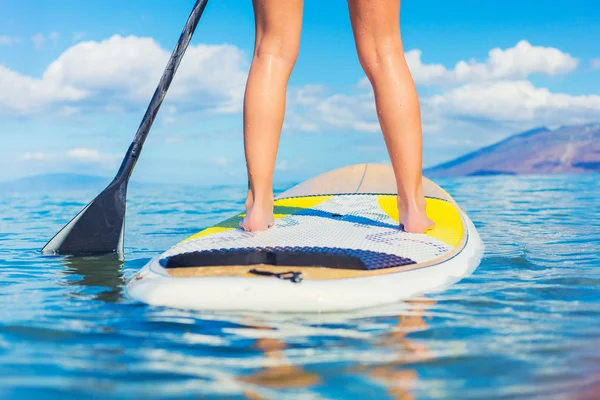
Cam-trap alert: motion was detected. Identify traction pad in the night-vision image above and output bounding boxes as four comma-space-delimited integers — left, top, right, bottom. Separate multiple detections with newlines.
161, 246, 416, 271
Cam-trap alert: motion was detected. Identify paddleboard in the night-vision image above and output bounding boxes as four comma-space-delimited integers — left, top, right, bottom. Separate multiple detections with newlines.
127, 163, 483, 312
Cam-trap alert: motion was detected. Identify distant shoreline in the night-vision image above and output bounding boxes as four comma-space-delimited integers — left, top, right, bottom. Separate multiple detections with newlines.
2, 122, 599, 191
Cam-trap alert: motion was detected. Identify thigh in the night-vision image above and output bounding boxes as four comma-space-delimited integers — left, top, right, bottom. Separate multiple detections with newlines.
252, 0, 304, 61
347, 0, 402, 51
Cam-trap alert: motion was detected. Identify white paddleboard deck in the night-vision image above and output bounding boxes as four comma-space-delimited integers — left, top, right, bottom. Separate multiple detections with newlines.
127, 164, 483, 312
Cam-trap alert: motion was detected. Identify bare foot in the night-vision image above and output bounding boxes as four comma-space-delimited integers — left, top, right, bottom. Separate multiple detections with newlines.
240, 193, 274, 232
398, 201, 434, 234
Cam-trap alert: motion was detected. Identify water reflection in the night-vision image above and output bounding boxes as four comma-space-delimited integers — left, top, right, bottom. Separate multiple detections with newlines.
358, 298, 435, 399
61, 254, 125, 302
234, 298, 435, 399
239, 326, 321, 399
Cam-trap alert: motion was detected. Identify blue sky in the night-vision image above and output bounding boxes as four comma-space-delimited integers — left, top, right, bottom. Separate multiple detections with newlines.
1, 0, 599, 185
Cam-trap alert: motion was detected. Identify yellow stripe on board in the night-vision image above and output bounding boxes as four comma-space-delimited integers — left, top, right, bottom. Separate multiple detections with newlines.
181, 195, 334, 243
377, 195, 464, 248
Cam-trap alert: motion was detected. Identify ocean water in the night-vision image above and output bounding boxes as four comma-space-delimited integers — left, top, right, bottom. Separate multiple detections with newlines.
0, 174, 599, 399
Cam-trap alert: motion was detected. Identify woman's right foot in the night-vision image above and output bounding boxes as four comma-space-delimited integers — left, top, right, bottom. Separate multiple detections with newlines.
240, 193, 275, 232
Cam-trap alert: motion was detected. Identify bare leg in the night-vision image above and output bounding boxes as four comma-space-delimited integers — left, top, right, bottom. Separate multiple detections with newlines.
348, 0, 433, 233
240, 0, 303, 232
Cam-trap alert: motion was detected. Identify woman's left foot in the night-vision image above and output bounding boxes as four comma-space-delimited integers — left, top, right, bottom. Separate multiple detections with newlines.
398, 199, 434, 234
400, 208, 434, 233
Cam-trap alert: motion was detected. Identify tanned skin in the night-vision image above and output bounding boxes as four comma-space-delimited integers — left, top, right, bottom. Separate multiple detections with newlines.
241, 0, 433, 234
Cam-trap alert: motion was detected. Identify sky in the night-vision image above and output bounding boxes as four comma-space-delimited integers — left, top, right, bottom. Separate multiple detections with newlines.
1, 0, 599, 186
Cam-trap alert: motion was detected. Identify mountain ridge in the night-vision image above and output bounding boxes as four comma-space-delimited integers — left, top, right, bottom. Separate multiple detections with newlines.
425, 122, 600, 177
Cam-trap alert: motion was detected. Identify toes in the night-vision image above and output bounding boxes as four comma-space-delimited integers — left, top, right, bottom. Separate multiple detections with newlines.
239, 220, 250, 232
238, 216, 274, 232
399, 217, 434, 234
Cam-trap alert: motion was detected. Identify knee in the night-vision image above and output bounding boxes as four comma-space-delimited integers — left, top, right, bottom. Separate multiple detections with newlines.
254, 33, 300, 66
355, 36, 403, 77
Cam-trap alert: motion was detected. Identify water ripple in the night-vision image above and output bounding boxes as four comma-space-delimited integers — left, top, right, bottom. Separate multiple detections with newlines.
0, 175, 599, 399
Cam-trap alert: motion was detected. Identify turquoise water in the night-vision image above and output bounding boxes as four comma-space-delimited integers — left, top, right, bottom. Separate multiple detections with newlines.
1, 174, 599, 399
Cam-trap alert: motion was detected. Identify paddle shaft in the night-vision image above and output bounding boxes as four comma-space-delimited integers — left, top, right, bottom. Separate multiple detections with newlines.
41, 0, 210, 256
115, 0, 209, 182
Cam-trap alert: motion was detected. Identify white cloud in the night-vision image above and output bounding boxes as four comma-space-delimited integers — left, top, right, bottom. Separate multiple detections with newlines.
592, 58, 600, 70
0, 35, 249, 115
169, 42, 248, 113
288, 77, 600, 135
2, 36, 594, 159
30, 32, 60, 50
427, 80, 600, 126
5, 37, 580, 125
356, 49, 450, 87
286, 41, 591, 136
0, 35, 17, 45
290, 84, 327, 106
73, 32, 86, 41
165, 136, 183, 144
275, 160, 289, 171
291, 77, 600, 136
315, 93, 379, 132
212, 157, 230, 167
286, 87, 379, 133
400, 40, 578, 86
356, 41, 578, 88
67, 148, 114, 163
32, 33, 45, 50
57, 105, 79, 116
454, 40, 578, 82
163, 105, 178, 124
23, 152, 54, 161
405, 49, 450, 85
0, 64, 88, 114
22, 148, 122, 170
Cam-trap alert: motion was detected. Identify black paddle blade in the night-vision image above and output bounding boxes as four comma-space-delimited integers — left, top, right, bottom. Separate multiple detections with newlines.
42, 0, 209, 257
42, 179, 128, 256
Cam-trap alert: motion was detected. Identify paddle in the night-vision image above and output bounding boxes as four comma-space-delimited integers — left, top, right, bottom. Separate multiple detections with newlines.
42, 0, 209, 256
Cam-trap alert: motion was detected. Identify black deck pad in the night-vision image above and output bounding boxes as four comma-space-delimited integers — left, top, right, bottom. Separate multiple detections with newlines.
161, 246, 416, 271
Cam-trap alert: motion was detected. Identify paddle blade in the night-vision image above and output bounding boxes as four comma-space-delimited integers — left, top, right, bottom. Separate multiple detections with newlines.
42, 179, 128, 256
